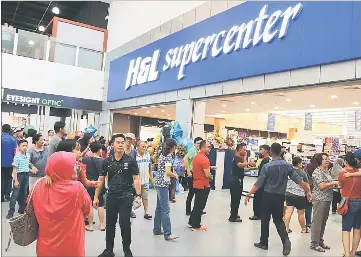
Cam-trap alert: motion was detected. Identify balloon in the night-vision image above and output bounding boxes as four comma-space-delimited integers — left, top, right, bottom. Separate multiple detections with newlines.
85, 124, 97, 136
23, 125, 36, 134
171, 121, 175, 126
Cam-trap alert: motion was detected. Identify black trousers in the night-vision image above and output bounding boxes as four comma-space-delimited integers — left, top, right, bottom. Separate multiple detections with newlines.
260, 191, 289, 247
230, 179, 243, 218
253, 188, 264, 218
186, 177, 194, 214
210, 169, 216, 190
189, 187, 210, 228
332, 190, 341, 212
1, 167, 13, 201
106, 196, 133, 251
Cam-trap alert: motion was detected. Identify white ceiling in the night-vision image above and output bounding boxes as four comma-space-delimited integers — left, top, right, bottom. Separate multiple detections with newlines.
116, 83, 361, 134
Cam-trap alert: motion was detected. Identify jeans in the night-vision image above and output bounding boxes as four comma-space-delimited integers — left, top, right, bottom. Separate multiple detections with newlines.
305, 202, 313, 227
189, 188, 210, 228
1, 166, 12, 201
260, 191, 289, 247
230, 179, 243, 219
9, 172, 29, 215
105, 196, 133, 251
253, 188, 264, 218
153, 187, 172, 239
186, 177, 194, 214
311, 200, 331, 245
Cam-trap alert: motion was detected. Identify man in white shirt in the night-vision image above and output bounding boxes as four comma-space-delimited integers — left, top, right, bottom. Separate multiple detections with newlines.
136, 140, 153, 220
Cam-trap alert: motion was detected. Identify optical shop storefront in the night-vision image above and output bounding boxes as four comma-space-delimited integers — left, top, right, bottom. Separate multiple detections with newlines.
103, 1, 361, 189
2, 88, 102, 134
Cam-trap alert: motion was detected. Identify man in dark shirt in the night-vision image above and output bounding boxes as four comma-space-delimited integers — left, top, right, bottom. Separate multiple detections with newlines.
94, 134, 141, 257
250, 145, 271, 221
245, 143, 311, 256
229, 143, 255, 222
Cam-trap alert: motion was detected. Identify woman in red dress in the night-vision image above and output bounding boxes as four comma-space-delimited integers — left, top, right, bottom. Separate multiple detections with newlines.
32, 152, 91, 257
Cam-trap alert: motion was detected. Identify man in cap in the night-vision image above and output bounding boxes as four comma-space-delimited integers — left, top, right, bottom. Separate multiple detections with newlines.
125, 133, 137, 159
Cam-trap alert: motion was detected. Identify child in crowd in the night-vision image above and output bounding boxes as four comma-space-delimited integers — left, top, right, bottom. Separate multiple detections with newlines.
7, 139, 37, 219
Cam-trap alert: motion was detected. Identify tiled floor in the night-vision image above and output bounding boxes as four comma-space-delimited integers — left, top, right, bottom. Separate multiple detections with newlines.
2, 177, 348, 256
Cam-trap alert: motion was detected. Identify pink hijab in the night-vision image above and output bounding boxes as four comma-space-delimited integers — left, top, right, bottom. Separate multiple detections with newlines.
33, 152, 84, 221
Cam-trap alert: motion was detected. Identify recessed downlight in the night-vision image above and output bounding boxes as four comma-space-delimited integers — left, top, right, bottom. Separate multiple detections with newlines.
331, 95, 337, 99
161, 110, 165, 113
146, 111, 151, 114
221, 110, 225, 113
134, 112, 138, 115
38, 25, 45, 32
309, 104, 316, 108
150, 105, 156, 108
167, 114, 170, 116
245, 109, 250, 112
141, 106, 148, 109
286, 99, 292, 102
274, 106, 279, 109
154, 115, 157, 117
353, 101, 360, 105
222, 104, 227, 107
251, 102, 256, 105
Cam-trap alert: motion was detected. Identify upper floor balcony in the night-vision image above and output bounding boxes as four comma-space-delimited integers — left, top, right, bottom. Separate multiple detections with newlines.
2, 25, 105, 71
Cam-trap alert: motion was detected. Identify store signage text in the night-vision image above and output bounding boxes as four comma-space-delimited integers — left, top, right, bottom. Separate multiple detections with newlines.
125, 3, 303, 90
5, 94, 64, 107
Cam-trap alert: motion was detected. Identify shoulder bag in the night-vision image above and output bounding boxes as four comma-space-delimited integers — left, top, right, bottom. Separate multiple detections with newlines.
338, 178, 356, 216
5, 177, 43, 252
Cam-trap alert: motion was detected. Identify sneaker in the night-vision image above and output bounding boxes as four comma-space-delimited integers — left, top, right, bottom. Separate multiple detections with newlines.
249, 216, 260, 220
283, 239, 291, 256
131, 211, 136, 218
144, 214, 152, 220
124, 249, 133, 257
98, 249, 115, 257
6, 213, 13, 219
254, 242, 268, 250
165, 234, 179, 241
228, 217, 242, 222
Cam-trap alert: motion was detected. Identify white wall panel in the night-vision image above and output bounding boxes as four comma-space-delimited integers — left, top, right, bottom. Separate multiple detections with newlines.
290, 66, 320, 86
356, 59, 361, 78
190, 86, 206, 98
56, 21, 104, 51
107, 1, 205, 52
320, 61, 356, 83
2, 54, 103, 101
265, 71, 290, 90
242, 75, 265, 92
222, 80, 242, 95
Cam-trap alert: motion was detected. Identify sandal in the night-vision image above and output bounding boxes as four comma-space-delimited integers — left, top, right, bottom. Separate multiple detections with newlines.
310, 245, 325, 252
301, 227, 310, 233
287, 229, 292, 234
320, 241, 331, 250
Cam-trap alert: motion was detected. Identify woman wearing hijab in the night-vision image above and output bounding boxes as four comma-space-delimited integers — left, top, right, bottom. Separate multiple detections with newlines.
330, 158, 343, 214
32, 152, 91, 257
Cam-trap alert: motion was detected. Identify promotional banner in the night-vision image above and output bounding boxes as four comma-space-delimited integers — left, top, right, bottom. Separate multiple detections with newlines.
304, 113, 313, 131
267, 114, 276, 131
108, 2, 361, 101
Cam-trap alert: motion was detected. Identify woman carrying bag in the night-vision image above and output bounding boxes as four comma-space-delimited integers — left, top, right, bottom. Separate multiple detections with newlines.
338, 152, 361, 257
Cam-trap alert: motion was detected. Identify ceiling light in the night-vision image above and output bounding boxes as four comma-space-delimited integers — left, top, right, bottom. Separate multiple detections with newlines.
150, 105, 156, 108
141, 106, 148, 109
154, 115, 157, 117
52, 6, 60, 15
309, 104, 315, 108
251, 102, 256, 105
161, 110, 165, 113
134, 112, 138, 115
331, 95, 337, 99
28, 40, 35, 46
245, 109, 250, 112
222, 104, 227, 107
221, 110, 225, 113
274, 106, 279, 109
146, 111, 150, 114
286, 99, 292, 102
353, 101, 359, 105
167, 114, 170, 116
38, 25, 45, 32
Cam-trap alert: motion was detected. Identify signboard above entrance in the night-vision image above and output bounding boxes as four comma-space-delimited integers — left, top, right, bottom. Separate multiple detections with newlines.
108, 1, 361, 102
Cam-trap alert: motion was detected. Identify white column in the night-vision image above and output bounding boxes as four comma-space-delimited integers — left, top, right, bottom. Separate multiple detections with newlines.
99, 110, 112, 139
13, 33, 18, 55
75, 47, 80, 67
43, 106, 51, 134
175, 99, 205, 140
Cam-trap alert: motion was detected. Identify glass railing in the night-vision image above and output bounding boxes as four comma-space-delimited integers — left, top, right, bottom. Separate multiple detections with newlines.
1, 25, 104, 71
1, 25, 16, 54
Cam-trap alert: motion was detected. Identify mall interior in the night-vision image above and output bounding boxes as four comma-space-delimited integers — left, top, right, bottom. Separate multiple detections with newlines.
1, 1, 361, 257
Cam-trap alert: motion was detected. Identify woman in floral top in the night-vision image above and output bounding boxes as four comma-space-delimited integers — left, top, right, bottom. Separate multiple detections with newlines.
153, 138, 179, 241
310, 153, 339, 252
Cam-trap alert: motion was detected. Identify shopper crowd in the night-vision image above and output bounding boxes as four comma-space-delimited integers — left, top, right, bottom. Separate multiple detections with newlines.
1, 121, 361, 257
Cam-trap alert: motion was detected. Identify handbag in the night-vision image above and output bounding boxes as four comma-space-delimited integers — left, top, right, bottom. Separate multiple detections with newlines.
5, 177, 43, 252
338, 178, 356, 216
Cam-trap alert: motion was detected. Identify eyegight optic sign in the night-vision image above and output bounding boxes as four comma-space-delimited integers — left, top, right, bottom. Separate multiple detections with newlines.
4, 94, 64, 107
108, 1, 361, 101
